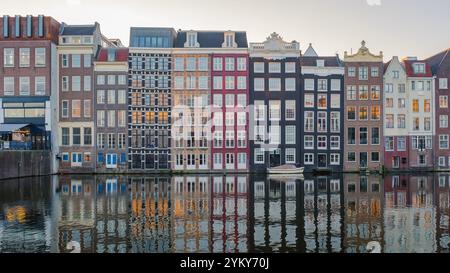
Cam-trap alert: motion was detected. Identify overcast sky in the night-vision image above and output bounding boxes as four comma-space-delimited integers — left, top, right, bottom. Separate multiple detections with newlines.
3, 0, 450, 60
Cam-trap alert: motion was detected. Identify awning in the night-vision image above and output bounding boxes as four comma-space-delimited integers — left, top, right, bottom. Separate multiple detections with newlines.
0, 124, 31, 134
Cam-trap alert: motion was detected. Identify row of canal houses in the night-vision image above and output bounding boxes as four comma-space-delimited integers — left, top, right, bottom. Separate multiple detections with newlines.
1, 15, 450, 173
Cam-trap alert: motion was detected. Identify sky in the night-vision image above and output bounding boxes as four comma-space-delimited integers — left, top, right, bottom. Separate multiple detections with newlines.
3, 0, 450, 60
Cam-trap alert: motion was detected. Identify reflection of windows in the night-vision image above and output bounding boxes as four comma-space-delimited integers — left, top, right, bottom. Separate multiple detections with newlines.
318, 94, 327, 109
371, 106, 380, 120
359, 106, 368, 120
359, 85, 368, 100
371, 85, 380, 100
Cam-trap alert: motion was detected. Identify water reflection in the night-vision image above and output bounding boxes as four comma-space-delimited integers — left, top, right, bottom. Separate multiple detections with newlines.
0, 173, 450, 253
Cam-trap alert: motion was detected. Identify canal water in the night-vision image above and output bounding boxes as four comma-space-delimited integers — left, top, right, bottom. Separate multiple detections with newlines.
0, 173, 449, 253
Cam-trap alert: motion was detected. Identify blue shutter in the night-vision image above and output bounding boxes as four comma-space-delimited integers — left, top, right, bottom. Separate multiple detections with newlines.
78, 153, 82, 162
14, 15, 20, 37
121, 153, 126, 164
26, 15, 32, 37
38, 15, 44, 37
112, 154, 117, 165
72, 153, 76, 162
3, 16, 8, 38
98, 153, 103, 163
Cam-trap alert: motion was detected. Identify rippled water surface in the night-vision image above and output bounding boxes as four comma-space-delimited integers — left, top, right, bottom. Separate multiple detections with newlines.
0, 173, 449, 253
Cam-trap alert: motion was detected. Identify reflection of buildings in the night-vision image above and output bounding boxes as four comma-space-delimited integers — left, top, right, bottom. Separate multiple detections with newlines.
172, 175, 209, 252
436, 174, 450, 252
383, 174, 437, 253
129, 176, 172, 252
249, 174, 345, 253
343, 174, 384, 253
210, 175, 248, 252
0, 177, 53, 252
58, 176, 96, 252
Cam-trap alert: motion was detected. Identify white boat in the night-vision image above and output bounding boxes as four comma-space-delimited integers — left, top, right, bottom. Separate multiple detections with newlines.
267, 164, 304, 174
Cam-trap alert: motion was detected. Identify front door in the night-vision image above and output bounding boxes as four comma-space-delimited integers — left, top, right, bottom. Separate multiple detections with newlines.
269, 149, 281, 167
318, 154, 327, 168
106, 153, 117, 169
360, 152, 368, 167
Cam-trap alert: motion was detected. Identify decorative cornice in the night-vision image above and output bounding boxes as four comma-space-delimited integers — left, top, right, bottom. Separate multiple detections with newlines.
344, 40, 383, 62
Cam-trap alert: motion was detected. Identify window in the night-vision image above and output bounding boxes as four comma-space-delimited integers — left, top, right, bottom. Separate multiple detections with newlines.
331, 112, 340, 132
318, 79, 327, 91
118, 75, 126, 85
237, 76, 246, 90
359, 85, 369, 100
372, 128, 380, 145
237, 57, 246, 71
359, 106, 368, 120
225, 94, 234, 108
317, 136, 327, 149
398, 115, 406, 129
304, 112, 314, 132
371, 85, 380, 100
386, 98, 393, 108
269, 126, 280, 144
304, 136, 314, 149
440, 135, 449, 149
411, 99, 419, 112
19, 48, 30, 67
225, 76, 235, 90
61, 100, 69, 118
118, 90, 126, 104
371, 67, 379, 77
226, 131, 235, 148
330, 136, 340, 149
213, 112, 223, 126
255, 101, 265, 121
330, 154, 340, 165
269, 100, 281, 120
198, 57, 208, 71
212, 76, 223, 90
348, 67, 356, 77
61, 128, 70, 146
439, 78, 448, 89
269, 78, 281, 91
304, 154, 314, 165
174, 57, 184, 71
108, 133, 116, 149
285, 78, 296, 91
285, 148, 296, 164
72, 54, 81, 68
254, 62, 264, 73
72, 76, 81, 91
186, 57, 196, 71
71, 100, 81, 118
253, 78, 265, 91
108, 110, 115, 127
72, 128, 81, 145
398, 84, 405, 93
61, 54, 69, 68
347, 106, 356, 120
237, 94, 246, 107
304, 94, 314, 108
440, 96, 448, 108
19, 77, 30, 95
286, 126, 296, 144
360, 127, 368, 145
317, 94, 327, 109
413, 117, 420, 131
318, 112, 327, 132
371, 152, 380, 162
199, 76, 208, 89
285, 62, 296, 73
385, 137, 394, 151
285, 100, 296, 120
331, 79, 341, 91
330, 94, 340, 108
225, 57, 235, 71
359, 66, 368, 80
84, 54, 91, 68
174, 76, 184, 90
118, 133, 126, 149
413, 63, 425, 74
371, 106, 380, 120
186, 76, 196, 89
305, 79, 315, 91
237, 112, 246, 126
269, 62, 281, 73
83, 100, 91, 118
393, 70, 399, 79
398, 98, 405, 108
97, 75, 105, 85
385, 115, 394, 128
213, 94, 223, 107
398, 137, 406, 151
34, 76, 45, 95
3, 48, 14, 67
97, 110, 105, 127
35, 48, 46, 67
3, 77, 14, 95
214, 131, 223, 148
237, 131, 246, 148
83, 76, 91, 91
425, 117, 431, 131
84, 128, 92, 145
347, 85, 356, 100
424, 99, 431, 112
439, 157, 446, 167
255, 148, 265, 164
440, 115, 448, 128
107, 75, 115, 85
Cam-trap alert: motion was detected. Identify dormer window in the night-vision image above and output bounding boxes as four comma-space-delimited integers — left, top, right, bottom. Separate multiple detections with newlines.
107, 49, 116, 62
414, 63, 425, 74
186, 32, 198, 48
316, 60, 325, 67
72, 36, 81, 44
222, 32, 236, 48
